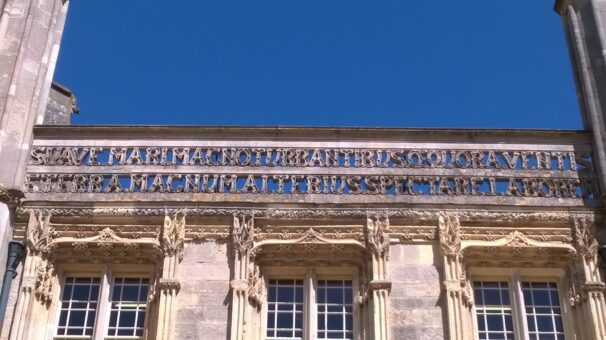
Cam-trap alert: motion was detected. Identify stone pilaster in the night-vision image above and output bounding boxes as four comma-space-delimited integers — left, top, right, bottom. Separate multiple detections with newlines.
567, 217, 606, 340
230, 214, 254, 340
153, 211, 185, 340
438, 214, 473, 340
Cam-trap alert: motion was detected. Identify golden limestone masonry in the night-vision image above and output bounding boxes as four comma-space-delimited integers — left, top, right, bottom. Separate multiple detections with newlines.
1, 1, 606, 340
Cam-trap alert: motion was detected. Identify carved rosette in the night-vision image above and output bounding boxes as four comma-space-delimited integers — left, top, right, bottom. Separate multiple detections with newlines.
366, 215, 390, 260
233, 214, 254, 257
438, 213, 461, 259
162, 211, 186, 260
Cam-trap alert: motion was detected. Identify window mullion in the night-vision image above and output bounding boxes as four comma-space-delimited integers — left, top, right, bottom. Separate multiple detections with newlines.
304, 269, 317, 340
93, 266, 112, 340
511, 273, 529, 340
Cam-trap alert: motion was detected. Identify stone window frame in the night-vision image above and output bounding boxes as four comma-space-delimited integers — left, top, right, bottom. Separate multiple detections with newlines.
52, 263, 155, 340
261, 266, 361, 340
468, 267, 575, 340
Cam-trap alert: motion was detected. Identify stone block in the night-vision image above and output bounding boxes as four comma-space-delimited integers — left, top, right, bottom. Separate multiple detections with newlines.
389, 264, 440, 283
390, 244, 436, 265
390, 282, 442, 298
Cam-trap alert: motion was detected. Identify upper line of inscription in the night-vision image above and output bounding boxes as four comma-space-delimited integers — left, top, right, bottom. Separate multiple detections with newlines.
30, 147, 592, 172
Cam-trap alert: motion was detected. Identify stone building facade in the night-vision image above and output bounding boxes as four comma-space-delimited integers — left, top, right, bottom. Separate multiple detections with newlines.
1, 1, 606, 340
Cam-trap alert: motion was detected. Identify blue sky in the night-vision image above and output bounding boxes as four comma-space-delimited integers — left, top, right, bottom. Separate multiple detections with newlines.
55, 1, 581, 129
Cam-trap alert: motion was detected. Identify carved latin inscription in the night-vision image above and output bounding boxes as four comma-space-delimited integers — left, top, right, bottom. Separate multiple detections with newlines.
25, 146, 598, 199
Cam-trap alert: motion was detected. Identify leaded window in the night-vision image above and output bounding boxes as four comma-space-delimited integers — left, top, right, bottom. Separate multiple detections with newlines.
316, 280, 354, 340
473, 279, 566, 340
107, 278, 149, 338
55, 273, 150, 340
265, 274, 355, 340
56, 277, 101, 339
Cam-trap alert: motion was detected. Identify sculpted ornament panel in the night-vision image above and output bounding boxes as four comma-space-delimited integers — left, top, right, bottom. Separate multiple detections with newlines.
26, 210, 56, 255
162, 211, 186, 259
573, 216, 598, 259
366, 215, 390, 259
233, 214, 254, 257
439, 214, 461, 258
248, 265, 265, 308
35, 260, 54, 305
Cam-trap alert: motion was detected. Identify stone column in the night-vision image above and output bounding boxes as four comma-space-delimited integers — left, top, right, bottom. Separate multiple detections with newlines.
153, 211, 185, 340
365, 215, 391, 340
8, 210, 56, 340
229, 214, 254, 340
567, 217, 606, 340
438, 214, 473, 340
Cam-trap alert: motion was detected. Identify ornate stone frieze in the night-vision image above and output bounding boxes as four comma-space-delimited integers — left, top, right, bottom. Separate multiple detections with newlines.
17, 207, 597, 224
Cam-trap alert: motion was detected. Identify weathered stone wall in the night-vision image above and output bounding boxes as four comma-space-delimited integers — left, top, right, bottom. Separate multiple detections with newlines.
388, 243, 445, 340
175, 242, 231, 340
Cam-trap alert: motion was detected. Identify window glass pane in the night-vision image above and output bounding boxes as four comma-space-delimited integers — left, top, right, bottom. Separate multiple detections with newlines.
473, 281, 514, 340
522, 281, 565, 339
106, 277, 149, 339
56, 277, 100, 339
317, 280, 353, 340
266, 279, 303, 340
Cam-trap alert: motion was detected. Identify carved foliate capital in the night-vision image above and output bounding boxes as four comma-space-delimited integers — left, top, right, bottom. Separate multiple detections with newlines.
230, 279, 248, 291
367, 280, 392, 291
366, 214, 390, 260
582, 281, 606, 294
439, 213, 461, 259
233, 214, 254, 257
157, 278, 181, 293
162, 210, 186, 259
443, 278, 474, 308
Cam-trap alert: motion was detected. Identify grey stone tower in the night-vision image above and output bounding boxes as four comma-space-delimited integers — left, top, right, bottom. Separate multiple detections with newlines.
556, 0, 606, 194
0, 0, 69, 287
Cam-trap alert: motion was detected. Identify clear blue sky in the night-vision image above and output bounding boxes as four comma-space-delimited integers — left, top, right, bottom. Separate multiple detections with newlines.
55, 1, 582, 129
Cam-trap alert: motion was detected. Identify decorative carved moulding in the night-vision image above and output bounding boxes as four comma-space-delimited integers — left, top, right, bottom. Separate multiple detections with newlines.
23, 139, 600, 205
16, 206, 598, 222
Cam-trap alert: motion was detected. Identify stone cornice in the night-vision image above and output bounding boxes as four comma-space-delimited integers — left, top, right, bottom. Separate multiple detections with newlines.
32, 125, 591, 144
